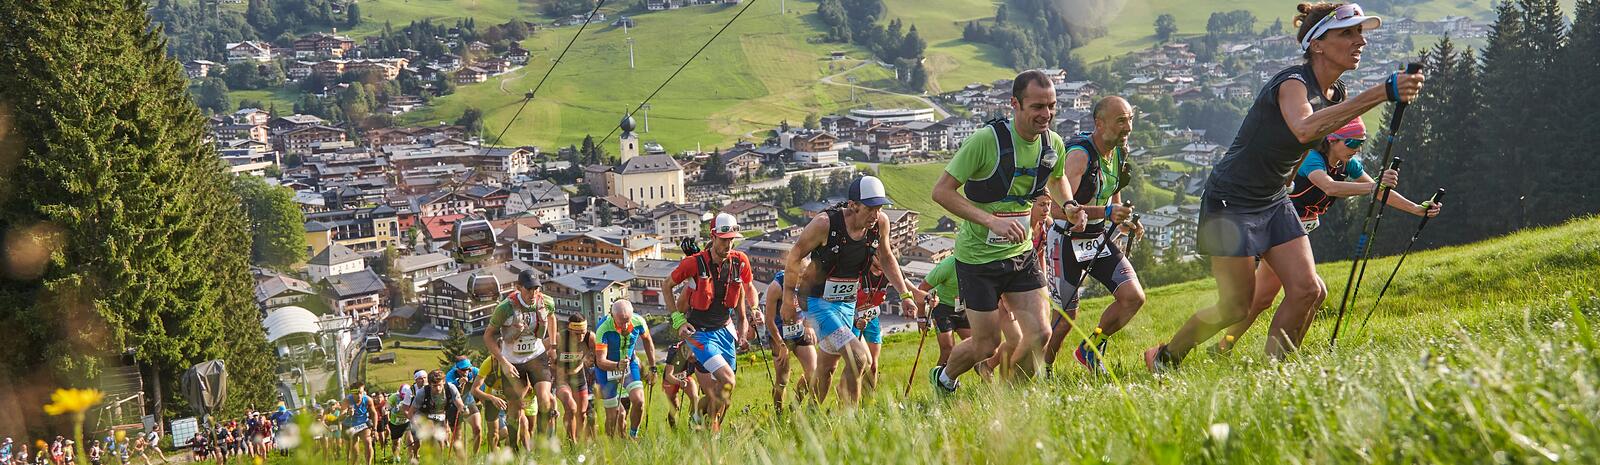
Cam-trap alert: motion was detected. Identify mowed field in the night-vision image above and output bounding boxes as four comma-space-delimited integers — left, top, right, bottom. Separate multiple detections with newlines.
400, 1, 931, 152
279, 215, 1600, 465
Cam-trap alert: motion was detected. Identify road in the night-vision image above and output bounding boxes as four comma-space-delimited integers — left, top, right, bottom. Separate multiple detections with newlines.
818, 62, 955, 120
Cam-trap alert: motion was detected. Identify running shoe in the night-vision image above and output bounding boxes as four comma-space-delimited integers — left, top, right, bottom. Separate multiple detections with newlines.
1075, 339, 1109, 374
1144, 344, 1176, 374
929, 366, 956, 396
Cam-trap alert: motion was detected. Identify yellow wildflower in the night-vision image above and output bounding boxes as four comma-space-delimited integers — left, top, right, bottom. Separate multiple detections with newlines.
42, 388, 103, 416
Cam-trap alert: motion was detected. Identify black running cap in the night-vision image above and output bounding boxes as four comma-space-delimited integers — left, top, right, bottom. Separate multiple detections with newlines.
518, 269, 541, 288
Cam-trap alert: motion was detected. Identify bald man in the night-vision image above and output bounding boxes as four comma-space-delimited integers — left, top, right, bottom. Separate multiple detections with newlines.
1042, 96, 1148, 374
593, 300, 657, 438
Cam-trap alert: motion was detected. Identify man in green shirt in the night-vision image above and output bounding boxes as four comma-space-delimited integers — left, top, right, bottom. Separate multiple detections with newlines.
917, 256, 967, 367
482, 269, 556, 451
930, 70, 1087, 394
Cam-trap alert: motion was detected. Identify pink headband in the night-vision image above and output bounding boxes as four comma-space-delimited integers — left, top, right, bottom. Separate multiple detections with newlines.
1328, 118, 1366, 141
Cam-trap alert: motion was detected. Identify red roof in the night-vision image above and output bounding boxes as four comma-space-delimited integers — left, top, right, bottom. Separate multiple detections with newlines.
420, 214, 466, 240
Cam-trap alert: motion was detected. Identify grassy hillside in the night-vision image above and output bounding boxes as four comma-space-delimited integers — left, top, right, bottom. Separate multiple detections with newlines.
401, 1, 930, 151
882, 0, 1013, 93
276, 215, 1600, 464
591, 215, 1600, 462
876, 161, 1182, 232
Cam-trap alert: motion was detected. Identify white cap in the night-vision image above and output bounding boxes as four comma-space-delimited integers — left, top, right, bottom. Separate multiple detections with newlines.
413, 370, 427, 379
848, 176, 892, 207
1301, 3, 1382, 51
712, 213, 741, 239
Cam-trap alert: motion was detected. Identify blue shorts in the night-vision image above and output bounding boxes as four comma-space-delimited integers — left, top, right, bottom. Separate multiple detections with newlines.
690, 326, 738, 374
853, 313, 882, 344
594, 362, 643, 408
806, 296, 857, 355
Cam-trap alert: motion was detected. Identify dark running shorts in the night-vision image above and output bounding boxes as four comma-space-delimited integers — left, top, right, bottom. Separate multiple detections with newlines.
954, 252, 1045, 312
931, 303, 970, 333
1045, 227, 1138, 311
1197, 196, 1307, 257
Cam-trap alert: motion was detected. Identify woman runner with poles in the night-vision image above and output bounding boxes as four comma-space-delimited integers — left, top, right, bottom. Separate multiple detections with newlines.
1209, 117, 1441, 354
1146, 2, 1424, 370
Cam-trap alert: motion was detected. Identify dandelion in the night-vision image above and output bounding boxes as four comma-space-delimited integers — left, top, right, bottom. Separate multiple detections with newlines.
43, 388, 103, 465
43, 389, 103, 416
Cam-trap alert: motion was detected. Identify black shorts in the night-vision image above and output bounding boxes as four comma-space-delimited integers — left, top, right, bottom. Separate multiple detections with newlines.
931, 303, 970, 333
1197, 196, 1306, 257
387, 421, 408, 439
954, 252, 1045, 312
1045, 226, 1138, 311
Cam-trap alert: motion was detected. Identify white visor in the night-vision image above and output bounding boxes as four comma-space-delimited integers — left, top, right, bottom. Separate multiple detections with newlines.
1300, 3, 1382, 51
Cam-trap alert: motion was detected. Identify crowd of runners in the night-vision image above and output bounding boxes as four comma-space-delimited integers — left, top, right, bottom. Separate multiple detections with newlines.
4, 1, 1447, 457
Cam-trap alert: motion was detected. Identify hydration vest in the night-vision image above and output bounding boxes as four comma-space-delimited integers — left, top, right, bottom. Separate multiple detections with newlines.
1057, 133, 1129, 237
963, 119, 1059, 205
1288, 150, 1357, 220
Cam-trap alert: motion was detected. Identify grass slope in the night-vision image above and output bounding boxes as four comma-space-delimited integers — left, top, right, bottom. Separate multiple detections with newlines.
882, 0, 1012, 93
594, 215, 1600, 463
280, 216, 1600, 464
402, 2, 928, 151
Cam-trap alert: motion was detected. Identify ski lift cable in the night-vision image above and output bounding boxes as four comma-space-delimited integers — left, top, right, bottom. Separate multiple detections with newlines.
490, 0, 611, 147
598, 0, 759, 148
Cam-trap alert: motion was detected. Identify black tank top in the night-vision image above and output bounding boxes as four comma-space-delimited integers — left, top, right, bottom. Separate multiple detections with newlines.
805, 209, 877, 297
1060, 133, 1125, 236
1205, 64, 1346, 209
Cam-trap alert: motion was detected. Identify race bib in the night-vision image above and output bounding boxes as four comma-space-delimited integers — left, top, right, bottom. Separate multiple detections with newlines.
780, 323, 804, 340
856, 306, 881, 321
1071, 236, 1113, 263
344, 424, 367, 435
986, 211, 1031, 245
557, 352, 582, 362
822, 278, 858, 302
1300, 217, 1320, 233
607, 368, 627, 381
512, 336, 546, 358
426, 414, 445, 422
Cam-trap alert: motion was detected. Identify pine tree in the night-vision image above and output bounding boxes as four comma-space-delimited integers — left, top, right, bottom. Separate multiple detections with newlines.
0, 0, 276, 419
234, 175, 309, 270
1565, 0, 1600, 212
438, 325, 479, 368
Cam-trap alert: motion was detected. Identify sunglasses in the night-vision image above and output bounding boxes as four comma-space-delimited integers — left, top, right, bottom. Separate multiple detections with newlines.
1342, 138, 1366, 149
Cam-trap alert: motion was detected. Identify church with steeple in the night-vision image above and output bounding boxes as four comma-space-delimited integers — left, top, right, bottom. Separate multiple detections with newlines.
602, 113, 684, 209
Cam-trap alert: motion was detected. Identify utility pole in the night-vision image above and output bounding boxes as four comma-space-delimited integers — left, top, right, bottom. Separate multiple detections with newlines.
847, 76, 858, 103
627, 37, 636, 69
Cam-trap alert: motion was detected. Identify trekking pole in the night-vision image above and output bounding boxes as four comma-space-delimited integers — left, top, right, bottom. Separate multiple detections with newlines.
1074, 201, 1135, 287
1330, 62, 1423, 347
1332, 156, 1404, 346
904, 320, 930, 397
1123, 214, 1142, 257
1354, 188, 1444, 337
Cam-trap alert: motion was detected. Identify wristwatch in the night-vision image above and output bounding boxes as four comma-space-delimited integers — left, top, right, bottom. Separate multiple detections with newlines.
1062, 199, 1080, 211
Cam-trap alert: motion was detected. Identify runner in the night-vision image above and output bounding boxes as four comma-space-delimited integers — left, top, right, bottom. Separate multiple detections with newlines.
1041, 96, 1146, 374
384, 374, 417, 461
593, 300, 659, 439
761, 265, 817, 414
1147, 2, 1424, 370
783, 177, 929, 405
917, 256, 969, 368
404, 370, 465, 454
443, 358, 484, 454
664, 213, 758, 431
852, 256, 920, 386
468, 356, 509, 450
342, 382, 375, 465
482, 269, 557, 449
1209, 117, 1440, 354
659, 340, 702, 427
929, 70, 1087, 393
553, 313, 597, 442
